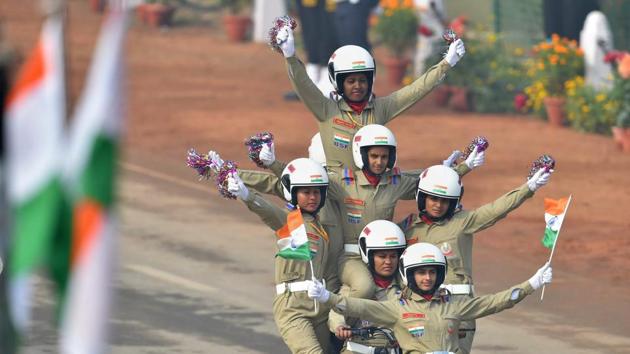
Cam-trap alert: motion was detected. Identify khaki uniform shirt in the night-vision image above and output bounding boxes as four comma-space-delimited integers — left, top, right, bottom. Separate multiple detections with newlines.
239, 163, 343, 292
286, 57, 451, 169
325, 281, 535, 353
402, 184, 534, 286
327, 163, 470, 249
242, 191, 335, 316
329, 277, 403, 349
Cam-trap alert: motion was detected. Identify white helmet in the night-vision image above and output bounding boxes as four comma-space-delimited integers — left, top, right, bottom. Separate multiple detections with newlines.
358, 220, 406, 265
352, 124, 397, 170
281, 158, 329, 212
399, 243, 447, 294
328, 45, 376, 98
308, 133, 326, 167
416, 165, 462, 219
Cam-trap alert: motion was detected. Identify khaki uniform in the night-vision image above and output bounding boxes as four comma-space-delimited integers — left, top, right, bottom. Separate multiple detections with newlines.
326, 164, 470, 300
239, 161, 344, 292
242, 191, 336, 353
286, 56, 451, 169
325, 282, 536, 353
401, 183, 534, 353
329, 278, 403, 353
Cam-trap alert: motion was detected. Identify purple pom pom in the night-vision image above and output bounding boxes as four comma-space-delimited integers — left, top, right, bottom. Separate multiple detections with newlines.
186, 148, 239, 199
268, 16, 298, 53
462, 136, 489, 159
244, 132, 274, 168
527, 155, 556, 179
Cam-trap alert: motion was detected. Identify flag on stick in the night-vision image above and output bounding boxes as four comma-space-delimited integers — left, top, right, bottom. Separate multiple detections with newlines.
275, 208, 312, 261
59, 9, 129, 354
541, 197, 570, 249
4, 11, 65, 335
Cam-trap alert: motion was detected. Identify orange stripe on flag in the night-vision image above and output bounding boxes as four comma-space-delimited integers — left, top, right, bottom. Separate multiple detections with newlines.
276, 208, 304, 239
544, 197, 569, 216
6, 40, 47, 108
72, 199, 104, 266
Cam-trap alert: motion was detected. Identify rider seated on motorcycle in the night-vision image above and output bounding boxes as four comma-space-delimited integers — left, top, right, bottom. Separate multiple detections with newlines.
329, 220, 406, 354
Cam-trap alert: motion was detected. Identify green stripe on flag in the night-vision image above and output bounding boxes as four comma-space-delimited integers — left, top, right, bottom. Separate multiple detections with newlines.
10, 179, 63, 276
80, 135, 118, 207
542, 228, 557, 249
277, 242, 312, 261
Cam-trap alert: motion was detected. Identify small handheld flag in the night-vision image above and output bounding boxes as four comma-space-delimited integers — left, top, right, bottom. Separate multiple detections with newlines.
540, 195, 572, 301
275, 208, 312, 261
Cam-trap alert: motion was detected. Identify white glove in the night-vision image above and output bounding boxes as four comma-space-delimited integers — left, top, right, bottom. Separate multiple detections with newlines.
259, 143, 276, 167
526, 168, 552, 192
465, 146, 485, 170
208, 150, 224, 169
227, 172, 249, 200
276, 26, 295, 58
443, 150, 462, 167
307, 279, 330, 303
444, 38, 466, 67
528, 262, 553, 290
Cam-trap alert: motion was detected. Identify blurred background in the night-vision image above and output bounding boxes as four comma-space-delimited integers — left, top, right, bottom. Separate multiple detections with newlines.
0, 0, 629, 353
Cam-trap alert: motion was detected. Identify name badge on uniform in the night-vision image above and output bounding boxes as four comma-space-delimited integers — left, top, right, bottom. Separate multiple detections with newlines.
333, 133, 351, 149
408, 325, 424, 338
347, 209, 362, 224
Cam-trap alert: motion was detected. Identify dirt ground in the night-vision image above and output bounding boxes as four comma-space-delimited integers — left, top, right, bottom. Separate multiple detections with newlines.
2, 0, 630, 344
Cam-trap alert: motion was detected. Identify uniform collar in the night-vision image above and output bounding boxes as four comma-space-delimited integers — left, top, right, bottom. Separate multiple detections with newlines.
354, 167, 400, 186
413, 213, 448, 226
338, 94, 375, 112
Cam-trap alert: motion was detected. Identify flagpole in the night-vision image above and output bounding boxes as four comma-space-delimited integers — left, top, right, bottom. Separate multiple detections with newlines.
541, 194, 572, 301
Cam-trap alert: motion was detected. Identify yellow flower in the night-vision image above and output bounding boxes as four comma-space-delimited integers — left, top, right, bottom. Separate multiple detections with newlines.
581, 105, 590, 113
487, 33, 497, 44
490, 61, 498, 69
595, 93, 606, 103
514, 47, 524, 56
538, 62, 545, 70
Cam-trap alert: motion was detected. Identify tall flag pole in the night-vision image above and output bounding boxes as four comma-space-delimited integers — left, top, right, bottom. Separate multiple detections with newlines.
59, 7, 129, 354
540, 195, 572, 301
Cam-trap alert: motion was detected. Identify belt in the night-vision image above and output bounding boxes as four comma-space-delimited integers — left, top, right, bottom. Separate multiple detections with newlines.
346, 341, 394, 354
440, 283, 474, 295
276, 280, 312, 295
344, 244, 360, 254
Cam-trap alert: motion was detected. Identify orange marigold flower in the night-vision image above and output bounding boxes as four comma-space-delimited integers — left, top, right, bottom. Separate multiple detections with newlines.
551, 33, 560, 43
619, 53, 630, 79
549, 55, 559, 65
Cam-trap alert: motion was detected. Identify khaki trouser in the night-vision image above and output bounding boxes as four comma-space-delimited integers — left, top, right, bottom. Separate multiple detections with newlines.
339, 255, 375, 299
273, 291, 332, 354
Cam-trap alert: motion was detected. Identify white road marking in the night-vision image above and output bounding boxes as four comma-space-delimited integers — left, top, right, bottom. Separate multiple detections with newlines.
125, 264, 218, 294
120, 161, 209, 193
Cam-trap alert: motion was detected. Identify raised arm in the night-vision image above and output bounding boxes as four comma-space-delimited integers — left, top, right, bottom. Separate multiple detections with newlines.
461, 166, 552, 234
228, 173, 287, 231
456, 263, 551, 321
375, 39, 465, 123
460, 183, 534, 234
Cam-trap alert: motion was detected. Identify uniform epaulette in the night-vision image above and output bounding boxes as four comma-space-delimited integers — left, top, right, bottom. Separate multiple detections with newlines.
342, 167, 355, 186
389, 167, 401, 185
398, 213, 415, 232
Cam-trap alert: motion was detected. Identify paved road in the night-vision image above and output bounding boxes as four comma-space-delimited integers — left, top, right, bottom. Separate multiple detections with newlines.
22, 150, 630, 353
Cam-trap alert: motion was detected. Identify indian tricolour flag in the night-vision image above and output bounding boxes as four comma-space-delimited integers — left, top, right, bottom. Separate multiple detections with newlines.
59, 10, 128, 354
542, 197, 570, 249
4, 12, 65, 334
275, 208, 312, 261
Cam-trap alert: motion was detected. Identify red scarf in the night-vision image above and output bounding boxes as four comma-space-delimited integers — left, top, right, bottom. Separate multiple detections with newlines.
421, 294, 433, 301
362, 169, 381, 186
373, 274, 393, 289
346, 99, 368, 114
420, 214, 434, 225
